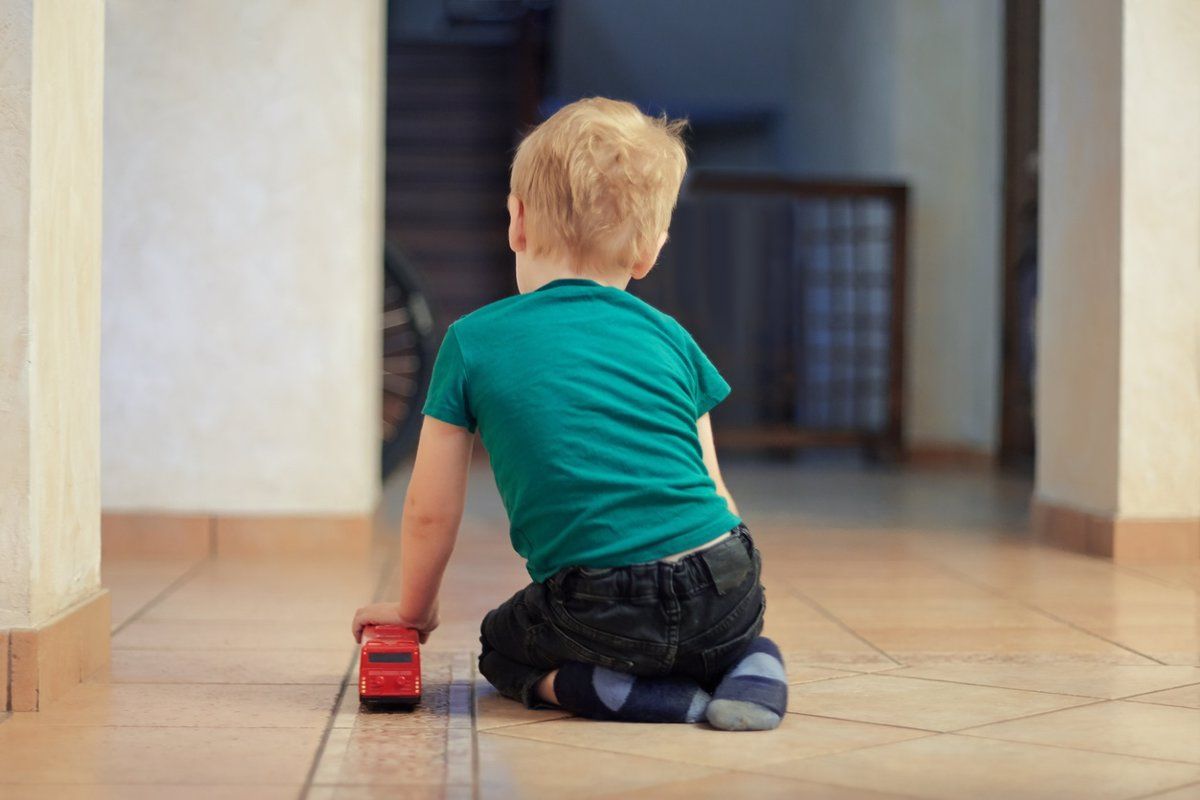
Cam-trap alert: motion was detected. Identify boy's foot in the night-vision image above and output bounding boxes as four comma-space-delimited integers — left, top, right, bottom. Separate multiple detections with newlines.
553, 662, 710, 723
705, 637, 787, 731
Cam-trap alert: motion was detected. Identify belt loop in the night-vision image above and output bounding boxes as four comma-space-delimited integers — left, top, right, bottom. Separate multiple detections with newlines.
698, 550, 727, 596
699, 536, 751, 596
547, 567, 571, 599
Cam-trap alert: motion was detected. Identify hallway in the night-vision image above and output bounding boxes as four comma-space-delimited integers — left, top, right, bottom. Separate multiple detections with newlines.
2, 465, 1198, 799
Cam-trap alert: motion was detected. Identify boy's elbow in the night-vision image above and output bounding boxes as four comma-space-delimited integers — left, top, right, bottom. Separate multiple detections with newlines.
407, 506, 458, 531
403, 494, 460, 531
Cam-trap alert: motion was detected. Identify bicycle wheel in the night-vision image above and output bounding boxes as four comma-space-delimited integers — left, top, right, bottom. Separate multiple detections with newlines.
381, 245, 435, 480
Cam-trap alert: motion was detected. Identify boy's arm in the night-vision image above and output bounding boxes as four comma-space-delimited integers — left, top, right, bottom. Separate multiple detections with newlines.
697, 413, 739, 516
351, 416, 474, 643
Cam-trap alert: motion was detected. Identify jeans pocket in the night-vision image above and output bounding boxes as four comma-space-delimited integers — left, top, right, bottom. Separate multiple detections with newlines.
532, 620, 636, 671
700, 595, 766, 679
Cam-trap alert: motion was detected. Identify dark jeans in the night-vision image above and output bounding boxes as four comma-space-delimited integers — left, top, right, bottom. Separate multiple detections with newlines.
478, 523, 766, 707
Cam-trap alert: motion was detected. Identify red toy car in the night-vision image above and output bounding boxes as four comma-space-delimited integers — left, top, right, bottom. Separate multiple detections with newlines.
359, 625, 422, 706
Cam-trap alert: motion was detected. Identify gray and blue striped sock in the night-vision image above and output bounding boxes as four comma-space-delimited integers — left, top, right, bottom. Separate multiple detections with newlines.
553, 662, 710, 723
705, 637, 788, 731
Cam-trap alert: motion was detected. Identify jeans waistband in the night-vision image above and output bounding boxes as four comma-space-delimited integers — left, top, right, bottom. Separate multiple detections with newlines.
548, 523, 755, 600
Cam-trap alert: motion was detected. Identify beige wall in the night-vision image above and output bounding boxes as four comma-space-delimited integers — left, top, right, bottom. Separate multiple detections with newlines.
101, 0, 384, 516
893, 0, 1004, 454
1037, 0, 1124, 514
0, 0, 105, 628
1038, 0, 1200, 519
794, 0, 1006, 454
1119, 0, 1200, 517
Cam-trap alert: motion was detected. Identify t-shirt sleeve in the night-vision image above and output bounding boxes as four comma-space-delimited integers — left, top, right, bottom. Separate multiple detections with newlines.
681, 327, 731, 418
421, 325, 477, 432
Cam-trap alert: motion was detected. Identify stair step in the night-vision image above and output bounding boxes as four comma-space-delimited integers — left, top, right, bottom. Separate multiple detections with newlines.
387, 129, 514, 149
384, 36, 525, 326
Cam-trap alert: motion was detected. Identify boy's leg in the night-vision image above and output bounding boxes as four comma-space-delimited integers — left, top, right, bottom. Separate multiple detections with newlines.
705, 637, 788, 731
480, 580, 711, 722
536, 671, 559, 704
478, 585, 558, 708
551, 661, 710, 723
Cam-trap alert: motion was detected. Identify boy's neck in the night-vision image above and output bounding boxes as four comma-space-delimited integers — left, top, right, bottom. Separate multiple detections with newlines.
517, 256, 632, 294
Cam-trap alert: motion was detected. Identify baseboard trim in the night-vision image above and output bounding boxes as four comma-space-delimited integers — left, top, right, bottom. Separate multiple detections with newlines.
6, 590, 111, 712
905, 443, 995, 469
102, 512, 373, 559
213, 515, 373, 557
101, 513, 213, 558
1032, 500, 1200, 560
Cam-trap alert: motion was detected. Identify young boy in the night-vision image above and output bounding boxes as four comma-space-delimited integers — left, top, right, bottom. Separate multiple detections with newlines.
352, 97, 787, 730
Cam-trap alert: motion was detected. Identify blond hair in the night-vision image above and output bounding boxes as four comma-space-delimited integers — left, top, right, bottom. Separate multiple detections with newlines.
510, 97, 688, 274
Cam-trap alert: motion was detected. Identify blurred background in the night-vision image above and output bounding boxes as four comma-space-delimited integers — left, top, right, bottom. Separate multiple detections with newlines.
3, 0, 1198, 790
376, 0, 1024, 473
96, 0, 1036, 518
83, 0, 1197, 553
381, 0, 1032, 474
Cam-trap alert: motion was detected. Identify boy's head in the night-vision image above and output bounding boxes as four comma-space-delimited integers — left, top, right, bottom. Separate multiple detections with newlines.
508, 97, 688, 285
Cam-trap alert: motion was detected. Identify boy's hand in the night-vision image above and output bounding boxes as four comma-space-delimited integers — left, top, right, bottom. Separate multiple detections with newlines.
351, 602, 440, 644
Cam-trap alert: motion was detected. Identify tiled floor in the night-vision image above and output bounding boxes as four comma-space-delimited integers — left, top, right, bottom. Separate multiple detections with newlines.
2, 463, 1199, 799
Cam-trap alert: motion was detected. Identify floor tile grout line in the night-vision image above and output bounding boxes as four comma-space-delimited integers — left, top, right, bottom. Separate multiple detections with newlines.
481, 724, 821, 773
730, 729, 1200, 796
782, 710, 943, 735
1109, 561, 1200, 595
718, 767, 933, 800
473, 709, 573, 732
928, 559, 1170, 666
297, 650, 358, 800
470, 655, 480, 800
716, 735, 950, 795
956, 727, 1200, 768
729, 777, 930, 800
852, 669, 1170, 701
0, 784, 305, 791
947, 697, 1112, 735
1122, 697, 1200, 711
781, 585, 904, 667
1112, 679, 1200, 704
789, 695, 1141, 741
112, 646, 361, 652
121, 618, 374, 625
81, 681, 351, 687
441, 653, 482, 797
483, 720, 944, 775
1128, 779, 1200, 800
110, 557, 212, 637
299, 533, 402, 800
0, 723, 360, 730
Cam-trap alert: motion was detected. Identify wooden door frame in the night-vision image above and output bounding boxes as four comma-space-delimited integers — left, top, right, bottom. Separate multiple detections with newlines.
998, 0, 1041, 468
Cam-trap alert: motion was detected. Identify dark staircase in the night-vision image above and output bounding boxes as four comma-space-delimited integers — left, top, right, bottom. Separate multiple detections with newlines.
385, 4, 549, 333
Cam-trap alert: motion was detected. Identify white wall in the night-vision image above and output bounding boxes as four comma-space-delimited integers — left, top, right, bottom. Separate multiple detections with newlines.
555, 0, 1004, 453
101, 0, 383, 515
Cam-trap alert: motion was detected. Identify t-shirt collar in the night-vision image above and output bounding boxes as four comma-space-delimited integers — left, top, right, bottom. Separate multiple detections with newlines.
534, 278, 606, 293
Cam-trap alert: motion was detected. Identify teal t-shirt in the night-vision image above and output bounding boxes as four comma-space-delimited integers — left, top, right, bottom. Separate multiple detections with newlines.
422, 277, 742, 582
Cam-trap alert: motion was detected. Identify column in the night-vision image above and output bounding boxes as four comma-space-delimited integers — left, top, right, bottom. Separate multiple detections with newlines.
0, 0, 108, 710
100, 0, 384, 556
1036, 0, 1200, 559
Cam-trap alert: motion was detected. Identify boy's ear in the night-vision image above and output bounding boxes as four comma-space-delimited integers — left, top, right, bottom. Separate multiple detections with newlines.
507, 194, 526, 254
630, 231, 669, 280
